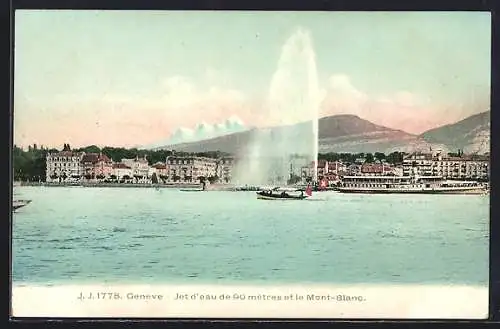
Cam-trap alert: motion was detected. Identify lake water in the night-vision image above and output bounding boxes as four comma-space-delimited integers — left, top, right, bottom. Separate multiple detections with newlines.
12, 186, 489, 286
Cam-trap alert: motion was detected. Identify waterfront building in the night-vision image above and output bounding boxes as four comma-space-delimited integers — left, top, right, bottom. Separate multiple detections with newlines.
317, 160, 329, 179
150, 162, 168, 176
300, 162, 315, 182
431, 153, 489, 180
149, 162, 168, 183
327, 161, 347, 175
402, 152, 433, 176
94, 153, 113, 178
112, 163, 133, 182
360, 163, 395, 176
217, 156, 235, 183
121, 156, 150, 182
299, 160, 351, 183
300, 160, 328, 181
403, 152, 489, 180
46, 151, 85, 182
81, 153, 113, 180
166, 156, 218, 183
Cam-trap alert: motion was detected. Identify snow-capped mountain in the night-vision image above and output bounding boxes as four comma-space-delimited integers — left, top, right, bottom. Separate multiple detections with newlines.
144, 116, 247, 149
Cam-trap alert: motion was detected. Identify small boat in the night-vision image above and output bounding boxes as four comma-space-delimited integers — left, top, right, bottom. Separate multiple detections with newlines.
13, 199, 31, 211
256, 186, 312, 200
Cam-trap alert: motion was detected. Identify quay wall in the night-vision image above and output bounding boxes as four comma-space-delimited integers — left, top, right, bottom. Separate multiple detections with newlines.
18, 182, 203, 189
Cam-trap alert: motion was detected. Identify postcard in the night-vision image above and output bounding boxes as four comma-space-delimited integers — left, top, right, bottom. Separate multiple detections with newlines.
11, 10, 491, 319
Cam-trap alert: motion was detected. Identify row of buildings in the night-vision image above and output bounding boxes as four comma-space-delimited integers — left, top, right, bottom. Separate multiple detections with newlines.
46, 150, 489, 184
45, 151, 235, 184
301, 160, 402, 183
303, 151, 489, 182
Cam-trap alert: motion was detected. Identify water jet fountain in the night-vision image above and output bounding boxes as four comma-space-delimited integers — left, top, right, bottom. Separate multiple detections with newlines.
233, 27, 323, 187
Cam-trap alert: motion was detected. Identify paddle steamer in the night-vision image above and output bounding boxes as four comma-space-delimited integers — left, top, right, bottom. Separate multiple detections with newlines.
337, 175, 486, 194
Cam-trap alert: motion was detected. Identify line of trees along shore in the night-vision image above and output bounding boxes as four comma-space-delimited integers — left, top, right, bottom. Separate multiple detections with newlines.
13, 143, 407, 182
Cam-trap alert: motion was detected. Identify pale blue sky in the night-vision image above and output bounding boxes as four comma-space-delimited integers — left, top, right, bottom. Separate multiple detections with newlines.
14, 10, 491, 147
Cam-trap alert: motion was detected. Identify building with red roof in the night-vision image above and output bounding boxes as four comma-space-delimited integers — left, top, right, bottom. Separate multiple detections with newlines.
150, 162, 168, 179
360, 163, 393, 175
81, 152, 113, 180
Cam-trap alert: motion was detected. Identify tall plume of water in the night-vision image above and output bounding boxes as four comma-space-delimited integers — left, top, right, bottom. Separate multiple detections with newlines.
232, 27, 322, 186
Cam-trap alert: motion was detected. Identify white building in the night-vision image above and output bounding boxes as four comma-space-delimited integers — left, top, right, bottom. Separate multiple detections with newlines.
149, 162, 168, 182
217, 157, 235, 183
328, 161, 347, 174
166, 156, 218, 183
112, 163, 133, 182
403, 152, 433, 176
121, 156, 150, 181
403, 152, 489, 180
46, 151, 85, 182
300, 161, 315, 182
431, 153, 489, 180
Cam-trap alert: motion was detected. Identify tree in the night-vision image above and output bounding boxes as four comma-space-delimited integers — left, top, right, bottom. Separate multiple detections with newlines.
151, 173, 159, 184
75, 145, 100, 154
386, 151, 404, 165
374, 152, 386, 162
198, 176, 206, 184
173, 175, 181, 182
365, 153, 374, 163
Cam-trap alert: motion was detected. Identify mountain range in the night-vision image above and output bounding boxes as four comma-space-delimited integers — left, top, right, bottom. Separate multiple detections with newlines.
149, 110, 490, 155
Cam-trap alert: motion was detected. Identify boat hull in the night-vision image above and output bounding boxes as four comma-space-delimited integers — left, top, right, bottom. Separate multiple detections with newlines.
336, 187, 487, 194
256, 192, 308, 200
13, 199, 32, 211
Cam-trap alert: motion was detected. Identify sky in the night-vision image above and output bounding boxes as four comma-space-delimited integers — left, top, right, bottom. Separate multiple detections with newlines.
14, 10, 491, 148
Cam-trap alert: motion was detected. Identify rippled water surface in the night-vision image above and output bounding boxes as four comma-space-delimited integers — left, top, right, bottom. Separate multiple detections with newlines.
12, 186, 489, 286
